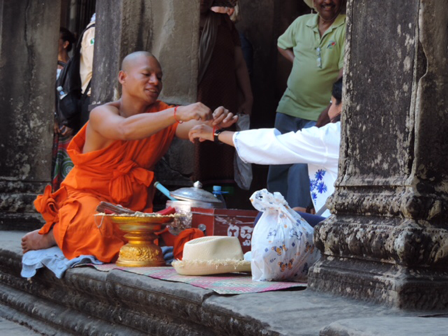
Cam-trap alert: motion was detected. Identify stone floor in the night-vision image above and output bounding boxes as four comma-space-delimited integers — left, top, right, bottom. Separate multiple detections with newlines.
1, 230, 447, 335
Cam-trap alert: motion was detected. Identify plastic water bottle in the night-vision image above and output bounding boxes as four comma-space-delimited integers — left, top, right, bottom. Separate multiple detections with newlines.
57, 86, 67, 99
212, 185, 227, 208
198, 223, 207, 236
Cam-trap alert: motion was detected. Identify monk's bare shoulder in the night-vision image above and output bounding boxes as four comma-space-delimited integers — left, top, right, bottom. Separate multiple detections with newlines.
84, 101, 122, 153
90, 101, 121, 119
103, 101, 121, 113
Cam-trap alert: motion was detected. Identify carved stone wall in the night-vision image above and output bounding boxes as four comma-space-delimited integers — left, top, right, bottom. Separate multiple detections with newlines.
0, 0, 60, 230
308, 0, 448, 310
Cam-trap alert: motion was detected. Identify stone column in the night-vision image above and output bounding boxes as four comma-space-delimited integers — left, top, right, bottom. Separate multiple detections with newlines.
92, 0, 199, 105
92, 0, 200, 188
308, 0, 448, 310
0, 1, 60, 230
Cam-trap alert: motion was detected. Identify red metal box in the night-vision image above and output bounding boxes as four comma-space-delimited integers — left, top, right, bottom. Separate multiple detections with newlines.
191, 208, 258, 254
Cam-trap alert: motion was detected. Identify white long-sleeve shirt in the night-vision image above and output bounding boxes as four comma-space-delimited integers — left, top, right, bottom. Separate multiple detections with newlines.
233, 122, 341, 217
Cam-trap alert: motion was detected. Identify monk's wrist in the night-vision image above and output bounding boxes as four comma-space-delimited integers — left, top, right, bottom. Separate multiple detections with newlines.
173, 106, 183, 124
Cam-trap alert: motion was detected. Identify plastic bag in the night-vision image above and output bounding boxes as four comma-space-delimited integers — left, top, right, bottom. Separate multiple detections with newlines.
250, 189, 320, 282
234, 114, 253, 190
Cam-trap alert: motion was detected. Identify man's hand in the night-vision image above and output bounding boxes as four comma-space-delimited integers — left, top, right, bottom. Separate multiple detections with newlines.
211, 106, 238, 129
188, 124, 214, 143
292, 206, 316, 214
278, 47, 295, 63
175, 103, 212, 123
59, 125, 74, 137
315, 104, 331, 127
238, 98, 253, 116
53, 121, 60, 134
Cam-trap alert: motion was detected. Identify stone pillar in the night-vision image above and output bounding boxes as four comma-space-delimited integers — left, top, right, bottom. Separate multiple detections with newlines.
92, 0, 199, 106
0, 1, 60, 230
308, 0, 448, 310
92, 0, 200, 188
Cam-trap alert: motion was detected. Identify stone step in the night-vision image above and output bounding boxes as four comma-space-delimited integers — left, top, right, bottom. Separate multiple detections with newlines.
0, 233, 268, 335
0, 301, 75, 336
1, 231, 446, 336
0, 213, 43, 231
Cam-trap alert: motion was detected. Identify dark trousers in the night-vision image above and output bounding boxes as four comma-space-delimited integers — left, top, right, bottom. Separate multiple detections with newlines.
267, 113, 316, 208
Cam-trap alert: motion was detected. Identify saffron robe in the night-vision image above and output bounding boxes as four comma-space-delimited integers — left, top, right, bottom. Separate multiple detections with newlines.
35, 101, 178, 262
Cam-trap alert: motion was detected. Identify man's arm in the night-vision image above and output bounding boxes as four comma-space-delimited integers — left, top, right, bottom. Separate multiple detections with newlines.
188, 124, 235, 146
278, 46, 295, 63
316, 69, 344, 127
235, 46, 253, 115
189, 124, 339, 166
315, 105, 331, 127
80, 26, 95, 95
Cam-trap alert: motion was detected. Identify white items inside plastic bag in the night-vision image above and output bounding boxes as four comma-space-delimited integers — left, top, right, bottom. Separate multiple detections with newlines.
250, 189, 320, 282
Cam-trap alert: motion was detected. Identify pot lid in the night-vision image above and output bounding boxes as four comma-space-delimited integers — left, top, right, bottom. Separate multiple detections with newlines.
171, 181, 222, 204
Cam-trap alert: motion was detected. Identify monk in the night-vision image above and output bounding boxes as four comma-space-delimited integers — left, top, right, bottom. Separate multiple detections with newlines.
21, 51, 237, 262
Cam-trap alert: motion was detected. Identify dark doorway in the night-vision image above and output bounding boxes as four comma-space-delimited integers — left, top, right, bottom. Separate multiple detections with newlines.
60, 0, 96, 39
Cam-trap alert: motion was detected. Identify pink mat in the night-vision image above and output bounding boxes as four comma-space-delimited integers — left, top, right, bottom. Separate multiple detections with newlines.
86, 264, 307, 295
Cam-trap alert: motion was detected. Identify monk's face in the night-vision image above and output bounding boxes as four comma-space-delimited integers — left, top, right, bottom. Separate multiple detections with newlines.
121, 55, 163, 105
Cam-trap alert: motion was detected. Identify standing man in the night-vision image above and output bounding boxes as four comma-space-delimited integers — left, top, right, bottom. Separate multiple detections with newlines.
267, 0, 346, 210
79, 13, 96, 127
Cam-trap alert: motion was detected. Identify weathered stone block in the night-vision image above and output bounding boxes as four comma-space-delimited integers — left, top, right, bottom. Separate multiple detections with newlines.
309, 0, 448, 309
0, 0, 59, 229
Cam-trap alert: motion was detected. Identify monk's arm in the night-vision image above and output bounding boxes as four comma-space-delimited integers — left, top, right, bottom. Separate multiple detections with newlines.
235, 46, 253, 115
90, 103, 211, 141
89, 105, 177, 141
176, 120, 206, 140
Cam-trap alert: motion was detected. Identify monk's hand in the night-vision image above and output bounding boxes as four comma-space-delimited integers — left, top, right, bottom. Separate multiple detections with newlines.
177, 103, 212, 123
211, 106, 238, 128
189, 124, 214, 143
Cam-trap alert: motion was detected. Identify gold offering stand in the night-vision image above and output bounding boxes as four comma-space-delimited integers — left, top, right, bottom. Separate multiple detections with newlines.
105, 214, 175, 267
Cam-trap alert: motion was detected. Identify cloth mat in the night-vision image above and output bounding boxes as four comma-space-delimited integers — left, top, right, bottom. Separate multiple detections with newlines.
21, 246, 174, 279
21, 246, 103, 279
85, 264, 307, 295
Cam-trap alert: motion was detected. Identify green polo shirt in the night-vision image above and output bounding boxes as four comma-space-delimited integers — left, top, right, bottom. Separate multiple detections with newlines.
277, 13, 346, 121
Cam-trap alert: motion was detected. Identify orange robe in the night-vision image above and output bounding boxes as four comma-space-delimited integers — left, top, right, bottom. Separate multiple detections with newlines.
34, 101, 178, 262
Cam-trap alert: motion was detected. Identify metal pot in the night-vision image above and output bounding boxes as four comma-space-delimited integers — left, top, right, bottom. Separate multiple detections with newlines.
155, 181, 224, 209
170, 181, 224, 209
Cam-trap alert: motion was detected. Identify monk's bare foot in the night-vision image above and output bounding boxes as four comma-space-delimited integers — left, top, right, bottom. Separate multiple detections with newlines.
21, 229, 56, 254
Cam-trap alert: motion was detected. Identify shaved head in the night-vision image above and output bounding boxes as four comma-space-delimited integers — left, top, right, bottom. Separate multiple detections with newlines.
121, 51, 158, 72
118, 51, 163, 105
